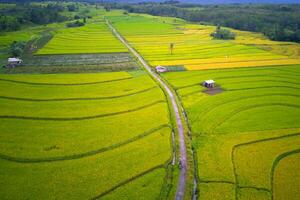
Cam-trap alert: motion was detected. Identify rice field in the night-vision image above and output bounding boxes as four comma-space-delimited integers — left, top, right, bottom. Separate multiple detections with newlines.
36, 21, 128, 55
162, 64, 300, 200
0, 70, 174, 199
109, 14, 300, 70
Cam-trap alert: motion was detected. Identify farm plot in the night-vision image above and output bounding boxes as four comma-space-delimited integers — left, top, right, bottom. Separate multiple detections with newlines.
162, 64, 300, 200
0, 71, 173, 199
2, 53, 139, 74
36, 21, 128, 55
109, 13, 300, 70
0, 26, 43, 61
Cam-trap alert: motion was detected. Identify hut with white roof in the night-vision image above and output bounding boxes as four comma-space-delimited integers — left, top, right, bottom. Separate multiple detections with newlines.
203, 80, 215, 88
155, 66, 168, 73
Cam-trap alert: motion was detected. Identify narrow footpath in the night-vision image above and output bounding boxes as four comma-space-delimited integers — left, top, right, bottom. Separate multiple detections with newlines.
106, 20, 188, 200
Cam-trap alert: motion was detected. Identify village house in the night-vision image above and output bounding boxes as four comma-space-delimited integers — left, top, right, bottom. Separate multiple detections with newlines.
5, 58, 23, 68
155, 66, 168, 73
203, 80, 215, 88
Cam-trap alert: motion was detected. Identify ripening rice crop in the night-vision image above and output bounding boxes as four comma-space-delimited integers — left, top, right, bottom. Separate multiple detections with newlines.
162, 64, 300, 200
0, 71, 173, 199
273, 152, 300, 200
36, 21, 127, 55
109, 13, 300, 70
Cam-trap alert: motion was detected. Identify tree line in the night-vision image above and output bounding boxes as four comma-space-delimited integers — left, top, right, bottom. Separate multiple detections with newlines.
109, 2, 300, 43
0, 3, 68, 32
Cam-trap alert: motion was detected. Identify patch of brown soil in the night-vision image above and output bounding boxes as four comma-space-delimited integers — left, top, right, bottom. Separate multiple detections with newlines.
203, 87, 223, 95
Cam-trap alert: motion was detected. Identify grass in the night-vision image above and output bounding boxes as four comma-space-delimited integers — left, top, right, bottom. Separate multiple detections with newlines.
0, 128, 170, 200
162, 64, 300, 200
0, 73, 155, 99
36, 21, 127, 55
101, 168, 166, 200
109, 13, 300, 70
273, 153, 300, 200
0, 71, 173, 199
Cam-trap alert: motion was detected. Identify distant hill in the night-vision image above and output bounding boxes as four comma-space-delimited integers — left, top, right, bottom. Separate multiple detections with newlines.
102, 0, 300, 4
5, 0, 300, 4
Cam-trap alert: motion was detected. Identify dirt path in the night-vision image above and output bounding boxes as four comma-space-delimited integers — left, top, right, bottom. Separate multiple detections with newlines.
107, 20, 188, 200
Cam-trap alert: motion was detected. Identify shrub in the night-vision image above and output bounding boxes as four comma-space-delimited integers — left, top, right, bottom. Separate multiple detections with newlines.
74, 15, 81, 20
211, 26, 236, 40
10, 41, 26, 57
66, 20, 85, 28
67, 4, 78, 12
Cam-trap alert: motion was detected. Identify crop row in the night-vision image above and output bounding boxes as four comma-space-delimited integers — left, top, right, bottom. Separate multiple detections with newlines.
109, 13, 296, 71
0, 75, 155, 99
37, 22, 127, 55
163, 65, 300, 200
0, 86, 157, 102
0, 71, 173, 199
23, 53, 137, 67
0, 124, 170, 163
232, 133, 300, 200
195, 131, 300, 200
0, 127, 172, 200
0, 70, 132, 84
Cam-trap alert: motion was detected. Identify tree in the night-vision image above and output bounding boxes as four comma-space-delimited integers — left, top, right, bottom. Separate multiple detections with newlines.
104, 5, 111, 12
67, 4, 78, 12
10, 41, 26, 57
66, 20, 85, 28
170, 43, 174, 55
211, 26, 235, 40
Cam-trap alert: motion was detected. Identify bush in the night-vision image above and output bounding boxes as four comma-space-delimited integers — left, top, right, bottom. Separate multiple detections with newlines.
74, 15, 81, 20
10, 41, 26, 57
66, 20, 85, 28
0, 16, 21, 32
211, 26, 235, 40
67, 4, 78, 12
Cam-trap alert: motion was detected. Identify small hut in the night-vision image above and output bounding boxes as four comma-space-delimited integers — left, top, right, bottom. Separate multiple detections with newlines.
6, 58, 23, 68
155, 66, 167, 73
8, 58, 22, 65
203, 80, 215, 88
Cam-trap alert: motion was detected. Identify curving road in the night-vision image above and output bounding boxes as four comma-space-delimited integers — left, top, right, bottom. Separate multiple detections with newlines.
106, 20, 187, 200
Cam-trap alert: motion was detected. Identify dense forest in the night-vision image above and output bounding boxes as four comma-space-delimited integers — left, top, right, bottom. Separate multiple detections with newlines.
0, 3, 69, 32
1, 1, 300, 43
108, 2, 300, 43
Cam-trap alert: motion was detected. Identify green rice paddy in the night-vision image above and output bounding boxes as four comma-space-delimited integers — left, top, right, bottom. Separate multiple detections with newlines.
0, 71, 173, 199
37, 21, 127, 55
162, 64, 300, 200
1, 4, 300, 199
109, 14, 300, 70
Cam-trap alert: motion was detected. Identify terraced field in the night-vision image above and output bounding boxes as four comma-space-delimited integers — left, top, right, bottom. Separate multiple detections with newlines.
37, 21, 127, 55
0, 71, 174, 199
162, 64, 300, 200
109, 14, 300, 70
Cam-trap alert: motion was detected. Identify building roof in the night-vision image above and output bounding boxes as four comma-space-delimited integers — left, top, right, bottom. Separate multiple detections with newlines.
204, 80, 215, 84
156, 66, 166, 69
8, 58, 22, 62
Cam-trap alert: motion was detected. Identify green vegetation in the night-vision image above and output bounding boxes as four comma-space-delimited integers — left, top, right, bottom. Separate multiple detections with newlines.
0, 3, 67, 32
66, 20, 85, 28
211, 26, 235, 40
109, 13, 300, 71
36, 21, 127, 55
112, 3, 300, 43
273, 152, 300, 200
163, 64, 300, 200
0, 71, 174, 199
1, 2, 299, 199
9, 41, 26, 57
1, 53, 139, 74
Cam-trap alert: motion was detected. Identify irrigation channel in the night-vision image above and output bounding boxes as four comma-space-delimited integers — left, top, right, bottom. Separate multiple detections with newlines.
106, 20, 191, 200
